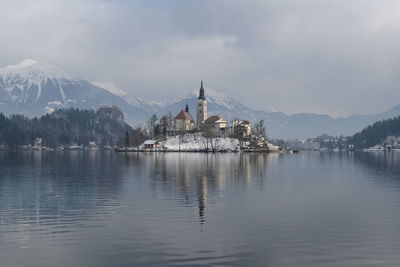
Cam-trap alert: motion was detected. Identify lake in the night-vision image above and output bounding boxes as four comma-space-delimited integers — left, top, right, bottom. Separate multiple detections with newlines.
1, 151, 400, 266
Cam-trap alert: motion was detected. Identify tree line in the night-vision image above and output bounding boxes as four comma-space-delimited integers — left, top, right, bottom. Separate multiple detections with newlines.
0, 107, 134, 148
349, 116, 400, 149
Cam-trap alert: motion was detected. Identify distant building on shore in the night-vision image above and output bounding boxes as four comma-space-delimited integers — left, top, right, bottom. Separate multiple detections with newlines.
143, 140, 160, 149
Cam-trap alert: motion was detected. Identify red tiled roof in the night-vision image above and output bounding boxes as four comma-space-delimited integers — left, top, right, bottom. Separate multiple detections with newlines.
175, 110, 194, 121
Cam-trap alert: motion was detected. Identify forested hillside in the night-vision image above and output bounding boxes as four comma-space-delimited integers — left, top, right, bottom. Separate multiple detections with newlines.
350, 116, 400, 149
0, 106, 132, 148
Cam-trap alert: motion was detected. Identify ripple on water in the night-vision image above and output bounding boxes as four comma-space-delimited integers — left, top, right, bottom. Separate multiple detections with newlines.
1, 152, 400, 266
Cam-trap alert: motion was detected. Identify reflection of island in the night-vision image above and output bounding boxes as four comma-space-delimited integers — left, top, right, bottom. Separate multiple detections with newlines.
316, 152, 400, 192
0, 151, 125, 227
0, 151, 281, 229
131, 153, 280, 225
352, 152, 400, 181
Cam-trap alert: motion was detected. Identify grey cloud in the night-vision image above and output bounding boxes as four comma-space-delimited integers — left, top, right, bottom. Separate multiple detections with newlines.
0, 0, 399, 116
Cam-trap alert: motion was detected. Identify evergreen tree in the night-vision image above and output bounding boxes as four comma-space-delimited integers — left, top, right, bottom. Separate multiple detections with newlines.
350, 116, 400, 149
0, 107, 136, 148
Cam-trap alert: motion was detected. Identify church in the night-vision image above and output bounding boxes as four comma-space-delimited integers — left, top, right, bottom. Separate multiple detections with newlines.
172, 80, 208, 132
153, 80, 252, 139
169, 80, 230, 137
150, 80, 259, 143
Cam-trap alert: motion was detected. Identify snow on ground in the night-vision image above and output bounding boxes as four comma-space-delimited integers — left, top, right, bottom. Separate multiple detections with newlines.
44, 106, 55, 114
131, 133, 281, 152
161, 133, 240, 151
267, 143, 281, 151
47, 101, 64, 106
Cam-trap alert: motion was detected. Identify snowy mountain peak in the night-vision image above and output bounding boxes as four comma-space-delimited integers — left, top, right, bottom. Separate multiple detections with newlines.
91, 81, 163, 112
0, 61, 153, 122
0, 59, 80, 82
7, 59, 39, 68
92, 81, 127, 98
0, 59, 83, 106
172, 87, 248, 111
181, 87, 228, 99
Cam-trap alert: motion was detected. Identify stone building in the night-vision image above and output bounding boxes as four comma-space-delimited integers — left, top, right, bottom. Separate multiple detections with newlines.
202, 115, 228, 137
232, 120, 253, 139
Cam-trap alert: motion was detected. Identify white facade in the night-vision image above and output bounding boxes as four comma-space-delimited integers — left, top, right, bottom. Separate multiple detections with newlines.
196, 80, 208, 128
175, 118, 195, 131
197, 99, 207, 128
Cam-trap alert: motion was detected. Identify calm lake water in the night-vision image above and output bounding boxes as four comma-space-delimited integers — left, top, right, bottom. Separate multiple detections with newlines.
1, 151, 400, 266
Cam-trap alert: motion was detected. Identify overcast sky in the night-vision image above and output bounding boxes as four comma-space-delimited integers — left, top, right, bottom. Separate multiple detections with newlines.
1, 0, 400, 116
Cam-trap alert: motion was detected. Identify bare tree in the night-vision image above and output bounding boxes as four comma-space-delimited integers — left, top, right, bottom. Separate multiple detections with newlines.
147, 114, 158, 139
201, 124, 218, 151
254, 119, 266, 138
198, 133, 208, 151
124, 132, 130, 148
131, 127, 147, 151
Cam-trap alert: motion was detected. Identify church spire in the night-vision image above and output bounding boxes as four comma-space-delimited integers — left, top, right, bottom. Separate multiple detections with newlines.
196, 79, 207, 128
198, 80, 205, 100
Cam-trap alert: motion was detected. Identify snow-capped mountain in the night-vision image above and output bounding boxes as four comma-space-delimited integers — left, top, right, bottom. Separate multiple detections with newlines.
90, 81, 270, 122
0, 59, 81, 108
254, 104, 400, 139
0, 59, 152, 122
91, 81, 127, 99
92, 81, 163, 112
3, 59, 400, 139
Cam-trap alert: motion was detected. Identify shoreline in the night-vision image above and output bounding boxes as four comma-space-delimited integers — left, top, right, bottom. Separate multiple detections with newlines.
115, 147, 278, 153
0, 148, 278, 153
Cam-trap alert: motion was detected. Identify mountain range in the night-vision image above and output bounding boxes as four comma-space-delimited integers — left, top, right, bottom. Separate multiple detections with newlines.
1, 59, 399, 139
0, 59, 151, 122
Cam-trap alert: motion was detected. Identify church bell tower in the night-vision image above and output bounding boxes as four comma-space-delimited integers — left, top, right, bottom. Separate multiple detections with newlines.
197, 80, 207, 128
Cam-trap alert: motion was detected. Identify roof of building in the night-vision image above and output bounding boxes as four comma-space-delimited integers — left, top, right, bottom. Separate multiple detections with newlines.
143, 140, 158, 145
204, 115, 226, 123
198, 80, 206, 100
175, 110, 194, 121
234, 120, 251, 125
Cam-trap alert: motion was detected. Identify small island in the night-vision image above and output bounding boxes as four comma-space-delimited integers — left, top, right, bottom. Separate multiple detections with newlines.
119, 81, 281, 153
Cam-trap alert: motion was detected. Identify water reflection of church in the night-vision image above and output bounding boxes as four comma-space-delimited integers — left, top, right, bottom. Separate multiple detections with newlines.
148, 153, 275, 225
